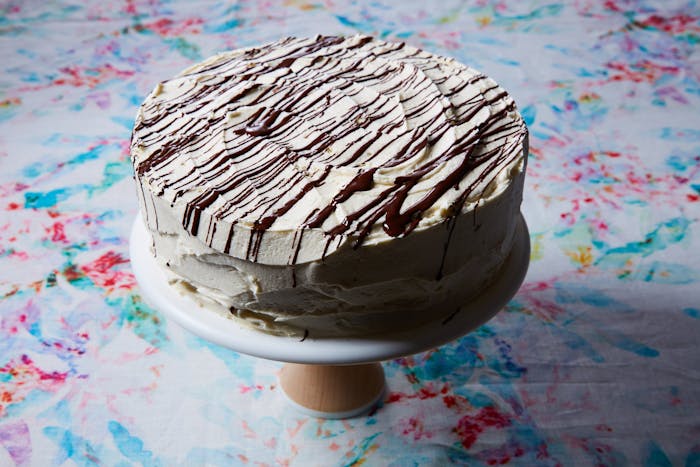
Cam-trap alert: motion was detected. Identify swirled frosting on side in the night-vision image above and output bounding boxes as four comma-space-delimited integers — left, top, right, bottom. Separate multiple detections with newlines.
132, 34, 527, 267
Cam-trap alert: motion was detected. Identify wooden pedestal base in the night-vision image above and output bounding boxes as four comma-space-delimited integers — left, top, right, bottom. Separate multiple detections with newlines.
279, 363, 385, 418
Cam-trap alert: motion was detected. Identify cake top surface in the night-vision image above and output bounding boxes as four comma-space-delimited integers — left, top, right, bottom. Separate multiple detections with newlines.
131, 34, 527, 264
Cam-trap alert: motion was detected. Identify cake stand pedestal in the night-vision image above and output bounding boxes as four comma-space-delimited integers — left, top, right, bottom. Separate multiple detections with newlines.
279, 363, 385, 418
129, 215, 530, 419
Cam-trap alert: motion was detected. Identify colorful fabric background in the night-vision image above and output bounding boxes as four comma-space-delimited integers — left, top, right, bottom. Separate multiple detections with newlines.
1, 1, 699, 465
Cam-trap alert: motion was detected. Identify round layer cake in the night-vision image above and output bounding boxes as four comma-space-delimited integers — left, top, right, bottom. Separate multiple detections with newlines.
130, 34, 528, 337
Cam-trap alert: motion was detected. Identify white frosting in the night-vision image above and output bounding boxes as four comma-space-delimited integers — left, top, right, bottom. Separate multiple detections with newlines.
131, 35, 528, 336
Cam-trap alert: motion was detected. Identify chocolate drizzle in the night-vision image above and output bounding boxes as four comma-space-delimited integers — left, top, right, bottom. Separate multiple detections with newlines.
306, 168, 376, 229
131, 34, 527, 266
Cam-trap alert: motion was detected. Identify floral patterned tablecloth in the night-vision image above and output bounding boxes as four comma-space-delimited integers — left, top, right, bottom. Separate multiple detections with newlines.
1, 1, 699, 465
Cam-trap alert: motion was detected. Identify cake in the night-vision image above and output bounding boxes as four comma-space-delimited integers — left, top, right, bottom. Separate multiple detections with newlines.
130, 34, 528, 337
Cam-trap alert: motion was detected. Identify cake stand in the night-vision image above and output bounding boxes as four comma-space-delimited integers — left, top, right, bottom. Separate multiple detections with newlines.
129, 214, 530, 419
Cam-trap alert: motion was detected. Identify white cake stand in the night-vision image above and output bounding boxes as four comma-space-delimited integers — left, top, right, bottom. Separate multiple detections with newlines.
129, 214, 530, 418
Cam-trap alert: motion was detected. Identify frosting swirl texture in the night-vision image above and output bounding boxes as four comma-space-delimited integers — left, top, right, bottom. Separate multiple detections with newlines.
132, 35, 527, 266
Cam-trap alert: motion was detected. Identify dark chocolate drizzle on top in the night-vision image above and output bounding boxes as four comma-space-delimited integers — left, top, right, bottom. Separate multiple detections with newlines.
131, 35, 527, 266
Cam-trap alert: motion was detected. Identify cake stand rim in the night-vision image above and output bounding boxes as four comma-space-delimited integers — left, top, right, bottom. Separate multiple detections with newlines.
129, 213, 530, 364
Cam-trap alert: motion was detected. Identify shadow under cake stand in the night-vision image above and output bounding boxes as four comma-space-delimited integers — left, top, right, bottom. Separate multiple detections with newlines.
129, 214, 530, 419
